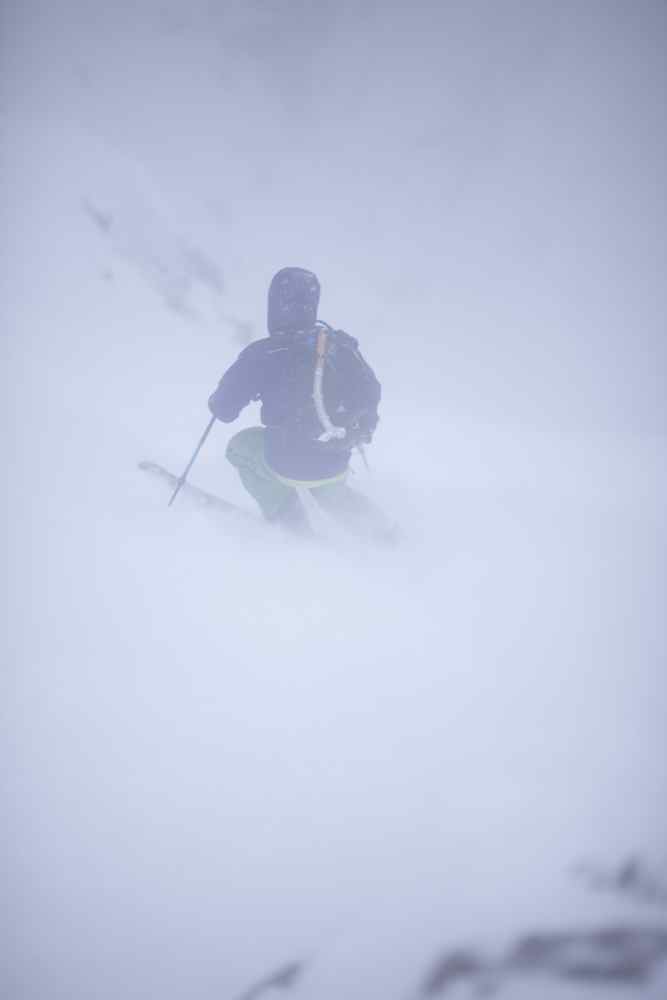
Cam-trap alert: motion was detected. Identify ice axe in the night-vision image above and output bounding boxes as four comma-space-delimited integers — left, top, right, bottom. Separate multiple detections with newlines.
356, 443, 371, 473
168, 415, 216, 507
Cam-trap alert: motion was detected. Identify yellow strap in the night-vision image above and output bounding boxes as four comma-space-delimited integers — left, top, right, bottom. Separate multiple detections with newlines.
273, 468, 347, 489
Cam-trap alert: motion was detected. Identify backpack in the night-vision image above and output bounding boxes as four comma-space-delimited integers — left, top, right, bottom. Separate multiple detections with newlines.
274, 323, 380, 452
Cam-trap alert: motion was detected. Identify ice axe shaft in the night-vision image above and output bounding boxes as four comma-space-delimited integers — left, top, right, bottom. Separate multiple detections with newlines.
356, 443, 371, 473
168, 416, 216, 507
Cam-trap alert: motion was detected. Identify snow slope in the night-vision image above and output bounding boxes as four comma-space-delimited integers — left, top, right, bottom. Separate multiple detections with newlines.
3, 3, 666, 999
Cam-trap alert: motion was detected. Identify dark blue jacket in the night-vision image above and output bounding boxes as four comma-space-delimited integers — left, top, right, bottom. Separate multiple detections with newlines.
209, 327, 381, 481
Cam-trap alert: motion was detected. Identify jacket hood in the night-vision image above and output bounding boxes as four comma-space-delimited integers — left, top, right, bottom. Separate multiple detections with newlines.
267, 267, 320, 335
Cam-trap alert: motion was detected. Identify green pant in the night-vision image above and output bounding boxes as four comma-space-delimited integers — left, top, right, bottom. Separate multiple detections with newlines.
226, 427, 388, 539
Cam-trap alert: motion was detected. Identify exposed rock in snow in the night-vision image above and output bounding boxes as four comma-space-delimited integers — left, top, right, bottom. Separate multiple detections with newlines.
573, 856, 667, 909
82, 194, 224, 318
234, 960, 306, 1000
420, 925, 667, 997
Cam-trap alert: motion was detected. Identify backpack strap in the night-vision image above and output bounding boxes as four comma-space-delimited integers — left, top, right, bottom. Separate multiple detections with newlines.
312, 327, 347, 443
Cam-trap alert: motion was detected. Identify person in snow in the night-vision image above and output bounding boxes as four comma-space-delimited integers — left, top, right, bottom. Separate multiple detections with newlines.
208, 267, 386, 536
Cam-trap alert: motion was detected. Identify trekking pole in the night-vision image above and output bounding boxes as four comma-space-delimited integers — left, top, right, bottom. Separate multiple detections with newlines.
168, 415, 216, 507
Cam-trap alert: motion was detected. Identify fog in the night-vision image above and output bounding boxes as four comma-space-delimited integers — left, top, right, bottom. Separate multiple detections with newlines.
3, 2, 666, 998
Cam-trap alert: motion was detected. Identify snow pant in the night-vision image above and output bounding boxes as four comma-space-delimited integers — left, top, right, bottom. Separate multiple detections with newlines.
226, 427, 387, 538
